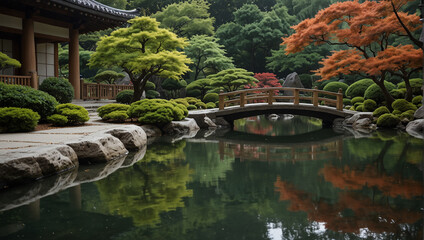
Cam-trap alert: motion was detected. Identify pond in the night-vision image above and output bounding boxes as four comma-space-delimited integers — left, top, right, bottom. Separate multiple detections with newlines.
0, 115, 423, 240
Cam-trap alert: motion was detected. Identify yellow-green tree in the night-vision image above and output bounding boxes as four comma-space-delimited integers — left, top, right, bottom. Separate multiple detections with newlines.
89, 16, 192, 102
0, 51, 21, 70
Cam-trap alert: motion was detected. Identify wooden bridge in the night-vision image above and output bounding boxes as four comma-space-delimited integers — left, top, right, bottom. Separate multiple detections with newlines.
189, 87, 355, 127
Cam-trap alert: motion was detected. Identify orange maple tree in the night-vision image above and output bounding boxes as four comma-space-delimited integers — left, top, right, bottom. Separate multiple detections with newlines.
282, 0, 422, 104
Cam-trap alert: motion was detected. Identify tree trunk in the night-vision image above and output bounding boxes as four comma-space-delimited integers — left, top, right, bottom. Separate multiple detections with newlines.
375, 80, 395, 109
132, 80, 143, 103
403, 78, 413, 101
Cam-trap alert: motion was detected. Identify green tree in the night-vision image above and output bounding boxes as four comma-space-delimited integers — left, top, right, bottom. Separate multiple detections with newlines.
208, 68, 257, 92
89, 16, 192, 103
186, 78, 213, 98
94, 70, 125, 84
0, 51, 21, 70
162, 78, 187, 99
58, 45, 96, 79
96, 0, 128, 9
185, 35, 234, 81
151, 0, 215, 39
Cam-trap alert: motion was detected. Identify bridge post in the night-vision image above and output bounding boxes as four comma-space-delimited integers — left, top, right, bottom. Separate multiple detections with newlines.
268, 89, 273, 105
240, 92, 246, 107
313, 86, 319, 107
336, 88, 343, 111
294, 88, 300, 105
219, 90, 225, 110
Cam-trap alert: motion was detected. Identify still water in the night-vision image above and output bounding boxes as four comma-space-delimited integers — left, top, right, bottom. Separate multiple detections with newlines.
0, 115, 423, 240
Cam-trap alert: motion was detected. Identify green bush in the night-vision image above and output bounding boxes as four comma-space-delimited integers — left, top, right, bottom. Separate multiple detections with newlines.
377, 113, 400, 128
412, 95, 422, 106
206, 102, 216, 109
116, 90, 134, 104
128, 99, 188, 125
171, 98, 189, 107
392, 109, 402, 115
400, 110, 415, 121
354, 102, 363, 108
390, 88, 406, 99
345, 78, 374, 98
391, 99, 417, 112
97, 103, 130, 119
145, 81, 156, 90
363, 99, 377, 112
203, 93, 219, 103
351, 97, 364, 105
299, 74, 313, 89
373, 106, 390, 118
349, 106, 355, 111
146, 89, 160, 99
102, 110, 129, 122
49, 103, 89, 126
185, 97, 202, 105
397, 78, 423, 95
195, 102, 207, 109
343, 98, 351, 106
355, 104, 364, 111
0, 107, 40, 132
0, 83, 58, 120
323, 81, 349, 96
364, 81, 396, 103
187, 105, 197, 110
39, 77, 74, 103
47, 114, 68, 126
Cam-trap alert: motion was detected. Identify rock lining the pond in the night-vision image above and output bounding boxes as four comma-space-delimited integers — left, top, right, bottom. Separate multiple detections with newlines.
141, 125, 162, 138
406, 119, 424, 139
343, 112, 373, 126
162, 118, 200, 135
0, 145, 78, 187
104, 125, 147, 150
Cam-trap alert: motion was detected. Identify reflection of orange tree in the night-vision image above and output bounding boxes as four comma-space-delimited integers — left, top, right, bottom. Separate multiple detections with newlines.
274, 177, 422, 234
321, 164, 423, 199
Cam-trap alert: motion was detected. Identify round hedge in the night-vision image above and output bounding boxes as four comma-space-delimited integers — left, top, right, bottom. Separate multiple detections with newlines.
102, 110, 129, 122
351, 97, 364, 105
373, 106, 390, 118
48, 103, 89, 126
391, 99, 417, 112
364, 81, 396, 103
116, 90, 134, 104
128, 99, 188, 125
187, 105, 197, 110
203, 93, 219, 103
195, 102, 207, 109
397, 78, 423, 95
146, 90, 160, 99
363, 99, 377, 112
97, 103, 130, 119
343, 98, 351, 106
0, 83, 58, 121
390, 88, 406, 99
171, 98, 189, 107
355, 104, 364, 112
377, 113, 400, 128
412, 95, 422, 106
206, 102, 216, 109
345, 78, 374, 98
323, 81, 349, 96
400, 110, 415, 121
0, 107, 40, 132
39, 77, 74, 103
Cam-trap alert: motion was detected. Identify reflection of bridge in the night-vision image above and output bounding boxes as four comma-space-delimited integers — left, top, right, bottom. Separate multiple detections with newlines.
189, 87, 355, 127
215, 132, 344, 162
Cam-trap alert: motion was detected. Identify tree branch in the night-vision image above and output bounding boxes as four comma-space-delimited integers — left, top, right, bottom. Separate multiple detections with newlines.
390, 0, 423, 49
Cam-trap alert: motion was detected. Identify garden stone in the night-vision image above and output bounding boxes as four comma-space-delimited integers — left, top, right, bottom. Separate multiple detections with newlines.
162, 118, 200, 135
414, 106, 424, 119
282, 72, 304, 96
67, 133, 127, 163
214, 117, 231, 127
0, 145, 78, 187
353, 118, 372, 129
104, 125, 147, 150
343, 112, 373, 126
406, 119, 424, 139
141, 125, 162, 138
204, 116, 217, 128
268, 114, 280, 121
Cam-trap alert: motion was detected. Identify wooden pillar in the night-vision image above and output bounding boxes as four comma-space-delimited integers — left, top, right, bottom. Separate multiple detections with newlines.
22, 17, 37, 89
219, 90, 225, 110
69, 27, 80, 99
54, 43, 59, 77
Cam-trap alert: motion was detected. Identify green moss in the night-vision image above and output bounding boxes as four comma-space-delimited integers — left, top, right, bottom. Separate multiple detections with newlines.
377, 113, 400, 128
373, 106, 390, 118
363, 99, 377, 112
412, 95, 422, 106
364, 81, 396, 103
345, 78, 374, 98
0, 107, 40, 132
400, 110, 415, 121
351, 96, 364, 105
98, 103, 130, 119
391, 99, 417, 112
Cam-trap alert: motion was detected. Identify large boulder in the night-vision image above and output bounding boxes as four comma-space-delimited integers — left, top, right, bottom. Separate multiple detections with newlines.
162, 118, 200, 135
282, 72, 304, 96
141, 125, 162, 138
406, 119, 424, 139
0, 145, 78, 187
67, 134, 127, 163
415, 106, 424, 119
104, 125, 147, 150
343, 112, 373, 126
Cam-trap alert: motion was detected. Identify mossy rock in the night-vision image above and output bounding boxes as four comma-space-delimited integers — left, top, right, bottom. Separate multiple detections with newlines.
390, 88, 406, 99
346, 78, 374, 98
351, 96, 364, 105
391, 99, 417, 112
0, 107, 40, 132
364, 81, 396, 103
363, 99, 377, 112
412, 95, 422, 106
377, 113, 400, 128
400, 110, 415, 121
373, 106, 390, 118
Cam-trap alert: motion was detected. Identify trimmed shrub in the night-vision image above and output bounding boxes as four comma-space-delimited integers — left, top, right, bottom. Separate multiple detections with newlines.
390, 88, 406, 99
412, 95, 422, 106
323, 81, 349, 96
116, 90, 134, 104
299, 74, 313, 89
47, 114, 68, 126
373, 106, 390, 118
364, 81, 396, 103
343, 98, 351, 106
0, 83, 58, 120
203, 93, 219, 103
49, 103, 89, 126
128, 99, 188, 125
171, 98, 189, 107
377, 113, 400, 128
345, 78, 374, 98
397, 78, 423, 95
145, 81, 156, 90
187, 105, 197, 110
195, 102, 207, 109
146, 89, 160, 99
349, 106, 355, 111
355, 104, 364, 112
354, 102, 363, 108
39, 77, 74, 103
392, 110, 402, 115
185, 97, 202, 105
391, 99, 417, 112
363, 99, 377, 112
0, 107, 40, 132
102, 110, 129, 122
400, 110, 415, 121
206, 102, 216, 109
97, 103, 130, 119
351, 97, 364, 105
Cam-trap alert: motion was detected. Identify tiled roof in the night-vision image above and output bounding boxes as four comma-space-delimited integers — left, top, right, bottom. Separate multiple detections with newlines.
54, 0, 139, 19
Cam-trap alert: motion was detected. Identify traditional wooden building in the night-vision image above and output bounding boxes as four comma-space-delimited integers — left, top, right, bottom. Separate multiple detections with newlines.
0, 0, 138, 99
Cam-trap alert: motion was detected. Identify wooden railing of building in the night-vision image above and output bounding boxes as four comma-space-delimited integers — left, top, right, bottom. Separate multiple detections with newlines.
219, 87, 344, 111
0, 75, 32, 86
80, 80, 133, 100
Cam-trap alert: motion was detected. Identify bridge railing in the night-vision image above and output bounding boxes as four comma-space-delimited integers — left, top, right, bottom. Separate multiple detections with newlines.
218, 87, 343, 111
80, 80, 133, 100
